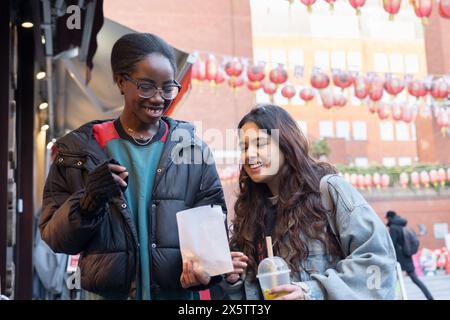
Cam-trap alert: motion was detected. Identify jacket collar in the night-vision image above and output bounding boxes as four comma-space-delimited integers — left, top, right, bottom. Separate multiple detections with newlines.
55, 116, 199, 170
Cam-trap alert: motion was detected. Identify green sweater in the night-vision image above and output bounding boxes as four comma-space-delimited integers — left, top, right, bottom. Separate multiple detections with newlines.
96, 118, 168, 300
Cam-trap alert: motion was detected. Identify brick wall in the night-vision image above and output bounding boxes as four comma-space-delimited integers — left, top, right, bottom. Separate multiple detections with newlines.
364, 189, 450, 249
417, 10, 450, 164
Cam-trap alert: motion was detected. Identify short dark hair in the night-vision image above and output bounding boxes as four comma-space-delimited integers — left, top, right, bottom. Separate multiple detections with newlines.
386, 210, 397, 219
110, 33, 177, 82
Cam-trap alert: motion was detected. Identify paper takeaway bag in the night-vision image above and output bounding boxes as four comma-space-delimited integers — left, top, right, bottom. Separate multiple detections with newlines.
176, 205, 233, 276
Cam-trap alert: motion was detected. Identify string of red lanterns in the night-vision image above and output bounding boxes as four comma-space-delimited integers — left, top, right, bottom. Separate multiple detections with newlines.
342, 167, 450, 189
191, 52, 450, 132
284, 0, 450, 23
218, 164, 450, 189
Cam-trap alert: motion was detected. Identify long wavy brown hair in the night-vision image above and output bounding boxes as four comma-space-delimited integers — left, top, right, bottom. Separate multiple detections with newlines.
230, 104, 342, 277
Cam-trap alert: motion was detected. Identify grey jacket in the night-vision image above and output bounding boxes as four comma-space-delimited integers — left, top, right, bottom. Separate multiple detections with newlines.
220, 174, 397, 300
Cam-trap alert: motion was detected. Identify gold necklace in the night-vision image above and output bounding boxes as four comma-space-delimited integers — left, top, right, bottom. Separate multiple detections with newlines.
124, 126, 154, 146
126, 127, 151, 140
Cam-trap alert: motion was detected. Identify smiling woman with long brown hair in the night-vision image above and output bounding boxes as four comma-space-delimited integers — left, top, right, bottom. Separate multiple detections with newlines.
219, 104, 397, 300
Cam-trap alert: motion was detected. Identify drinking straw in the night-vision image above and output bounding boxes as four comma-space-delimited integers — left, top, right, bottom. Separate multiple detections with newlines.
265, 236, 278, 295
266, 236, 273, 258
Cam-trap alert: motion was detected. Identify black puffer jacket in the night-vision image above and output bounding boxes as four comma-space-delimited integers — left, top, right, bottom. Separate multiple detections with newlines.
40, 116, 227, 298
387, 215, 414, 272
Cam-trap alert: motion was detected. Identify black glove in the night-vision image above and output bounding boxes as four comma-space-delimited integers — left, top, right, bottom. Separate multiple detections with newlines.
80, 161, 122, 213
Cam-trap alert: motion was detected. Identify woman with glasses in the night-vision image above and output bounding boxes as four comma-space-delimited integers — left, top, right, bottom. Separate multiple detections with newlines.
40, 33, 228, 300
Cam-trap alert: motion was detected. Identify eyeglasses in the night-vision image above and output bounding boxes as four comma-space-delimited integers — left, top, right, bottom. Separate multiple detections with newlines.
123, 74, 181, 100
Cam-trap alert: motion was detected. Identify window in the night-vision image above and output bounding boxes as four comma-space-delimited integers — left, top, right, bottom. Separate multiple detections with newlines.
373, 53, 389, 73
396, 122, 410, 141
347, 51, 362, 71
434, 223, 449, 240
331, 51, 346, 69
354, 157, 369, 168
297, 121, 308, 136
314, 51, 330, 70
319, 121, 334, 138
382, 157, 396, 167
288, 49, 304, 70
336, 121, 350, 140
253, 48, 269, 64
352, 121, 367, 141
380, 122, 394, 141
310, 14, 360, 38
405, 54, 419, 74
271, 49, 287, 65
389, 53, 404, 73
398, 157, 412, 166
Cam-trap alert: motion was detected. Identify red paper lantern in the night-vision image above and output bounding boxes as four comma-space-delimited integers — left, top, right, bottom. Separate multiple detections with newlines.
191, 58, 206, 82
381, 174, 390, 188
269, 65, 288, 85
430, 78, 449, 100
383, 0, 402, 20
225, 58, 244, 78
401, 105, 415, 123
430, 169, 439, 186
262, 81, 277, 95
411, 171, 420, 188
369, 76, 385, 101
437, 168, 446, 186
300, 87, 315, 102
214, 68, 226, 86
436, 108, 449, 129
373, 173, 381, 189
357, 174, 365, 189
205, 54, 218, 82
377, 103, 390, 120
228, 76, 245, 89
334, 93, 348, 108
413, 0, 434, 25
391, 103, 403, 121
399, 172, 409, 188
247, 81, 262, 91
301, 0, 317, 12
384, 77, 405, 96
420, 171, 430, 187
247, 63, 266, 82
349, 0, 366, 15
364, 174, 373, 188
354, 75, 369, 99
320, 90, 334, 109
368, 101, 378, 114
408, 80, 427, 98
332, 70, 354, 89
439, 0, 450, 18
281, 85, 296, 100
311, 70, 330, 90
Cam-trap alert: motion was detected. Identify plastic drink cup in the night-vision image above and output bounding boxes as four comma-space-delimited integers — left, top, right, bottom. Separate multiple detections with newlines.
256, 256, 291, 300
